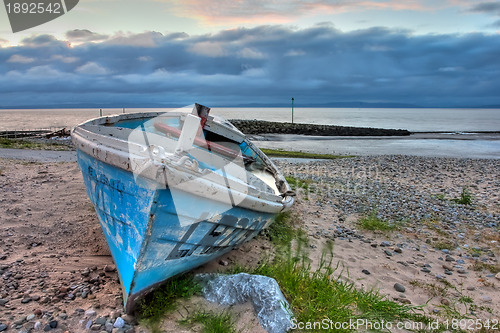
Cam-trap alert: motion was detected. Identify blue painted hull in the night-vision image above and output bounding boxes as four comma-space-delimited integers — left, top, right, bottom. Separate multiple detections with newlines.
76, 150, 276, 311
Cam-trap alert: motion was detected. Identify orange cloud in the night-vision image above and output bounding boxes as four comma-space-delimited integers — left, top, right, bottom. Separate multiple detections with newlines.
165, 0, 456, 26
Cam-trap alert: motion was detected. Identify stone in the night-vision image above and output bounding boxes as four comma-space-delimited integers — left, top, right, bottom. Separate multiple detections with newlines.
496, 272, 500, 281
442, 264, 453, 271
384, 250, 393, 257
104, 265, 116, 272
105, 322, 114, 333
34, 322, 42, 330
219, 259, 229, 266
27, 314, 36, 321
394, 283, 405, 293
0, 324, 6, 332
362, 269, 370, 275
113, 317, 125, 329
14, 316, 26, 325
421, 267, 431, 273
440, 298, 450, 306
444, 270, 453, 275
95, 317, 107, 325
121, 314, 135, 324
481, 295, 492, 303
394, 247, 403, 254
0, 299, 8, 305
21, 297, 32, 304
85, 309, 96, 317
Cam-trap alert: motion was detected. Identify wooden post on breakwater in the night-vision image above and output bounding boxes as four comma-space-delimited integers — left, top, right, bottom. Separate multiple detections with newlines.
100, 108, 102, 117
291, 97, 294, 124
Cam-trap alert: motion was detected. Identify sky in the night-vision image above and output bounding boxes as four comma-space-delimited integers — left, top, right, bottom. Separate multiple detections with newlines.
1, 0, 500, 108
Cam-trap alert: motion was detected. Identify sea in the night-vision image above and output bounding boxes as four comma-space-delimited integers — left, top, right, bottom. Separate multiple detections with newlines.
0, 108, 499, 159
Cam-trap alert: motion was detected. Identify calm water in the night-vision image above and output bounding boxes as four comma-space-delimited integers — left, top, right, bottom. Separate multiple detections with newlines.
1, 107, 499, 158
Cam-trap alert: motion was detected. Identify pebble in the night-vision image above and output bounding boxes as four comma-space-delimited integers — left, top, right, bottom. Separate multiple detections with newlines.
114, 317, 125, 328
495, 272, 500, 281
481, 296, 492, 303
0, 324, 6, 332
394, 283, 405, 293
104, 265, 116, 272
384, 250, 393, 257
421, 267, 431, 273
394, 247, 402, 254
85, 309, 97, 317
362, 269, 370, 275
121, 314, 135, 324
0, 299, 8, 305
442, 264, 453, 271
441, 298, 450, 306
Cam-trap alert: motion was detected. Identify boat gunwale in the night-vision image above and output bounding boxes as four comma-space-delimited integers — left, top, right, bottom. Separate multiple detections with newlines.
72, 112, 294, 213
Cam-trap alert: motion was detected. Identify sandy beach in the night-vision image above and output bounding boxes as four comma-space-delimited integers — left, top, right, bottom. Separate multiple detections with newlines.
0, 152, 498, 332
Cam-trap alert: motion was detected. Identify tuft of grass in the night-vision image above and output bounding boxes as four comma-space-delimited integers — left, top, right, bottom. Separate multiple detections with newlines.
261, 211, 304, 247
431, 240, 456, 251
358, 211, 397, 232
260, 148, 353, 160
231, 239, 427, 332
180, 311, 236, 333
432, 193, 447, 201
470, 261, 500, 274
0, 137, 71, 151
451, 188, 473, 205
137, 274, 202, 331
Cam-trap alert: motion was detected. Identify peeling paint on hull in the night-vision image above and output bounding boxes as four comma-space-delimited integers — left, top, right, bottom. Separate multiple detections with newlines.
72, 109, 294, 312
78, 149, 276, 312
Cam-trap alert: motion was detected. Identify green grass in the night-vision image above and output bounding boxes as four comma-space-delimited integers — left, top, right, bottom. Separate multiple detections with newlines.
431, 240, 456, 251
358, 211, 398, 232
137, 274, 202, 332
261, 211, 304, 247
231, 240, 428, 332
470, 261, 500, 274
0, 138, 71, 151
451, 188, 473, 205
180, 311, 236, 333
260, 148, 353, 159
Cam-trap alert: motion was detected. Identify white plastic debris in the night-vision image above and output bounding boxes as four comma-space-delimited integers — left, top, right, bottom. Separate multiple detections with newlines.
196, 273, 293, 333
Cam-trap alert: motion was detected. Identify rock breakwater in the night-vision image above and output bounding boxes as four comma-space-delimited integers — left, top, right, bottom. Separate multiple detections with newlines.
230, 119, 410, 136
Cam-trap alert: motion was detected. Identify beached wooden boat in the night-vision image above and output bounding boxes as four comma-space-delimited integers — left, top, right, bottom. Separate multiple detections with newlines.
71, 104, 294, 312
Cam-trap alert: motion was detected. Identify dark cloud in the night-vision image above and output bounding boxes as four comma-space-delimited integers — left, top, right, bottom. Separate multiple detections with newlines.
470, 2, 500, 14
1, 25, 500, 107
65, 29, 109, 42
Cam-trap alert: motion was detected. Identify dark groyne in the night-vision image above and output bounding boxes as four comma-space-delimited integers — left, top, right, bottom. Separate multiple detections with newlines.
230, 120, 411, 136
